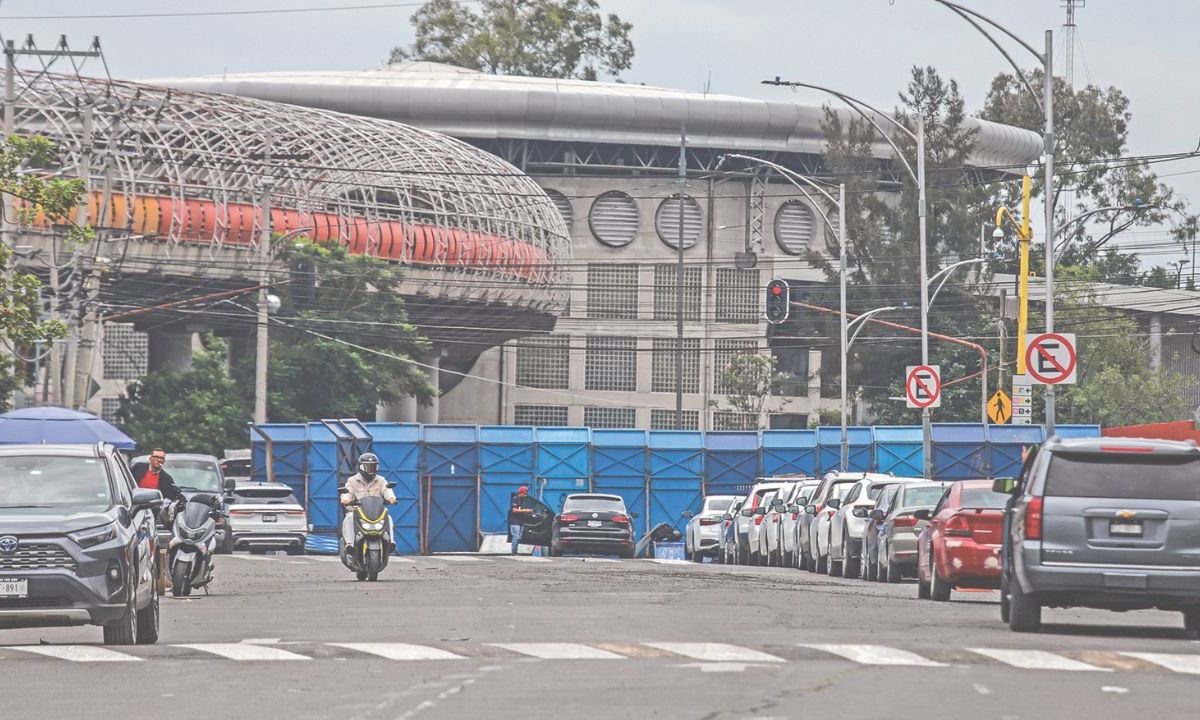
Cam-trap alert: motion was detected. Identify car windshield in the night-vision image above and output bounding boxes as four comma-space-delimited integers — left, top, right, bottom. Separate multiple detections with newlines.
866, 483, 893, 501
221, 459, 252, 477
831, 482, 855, 501
902, 486, 947, 508
0, 455, 112, 508
1044, 453, 1200, 501
562, 497, 626, 513
168, 460, 223, 493
704, 497, 734, 512
960, 487, 1010, 508
232, 488, 299, 505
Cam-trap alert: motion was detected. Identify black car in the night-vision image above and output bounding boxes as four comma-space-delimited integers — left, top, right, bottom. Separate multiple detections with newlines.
545, 494, 637, 558
0, 443, 163, 644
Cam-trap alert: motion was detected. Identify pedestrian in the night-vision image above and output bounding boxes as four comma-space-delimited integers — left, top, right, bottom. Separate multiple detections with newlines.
129, 448, 184, 593
508, 486, 535, 555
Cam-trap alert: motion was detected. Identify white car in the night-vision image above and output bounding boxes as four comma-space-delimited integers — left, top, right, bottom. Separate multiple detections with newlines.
804, 473, 864, 573
758, 483, 799, 566
683, 494, 738, 562
827, 474, 924, 578
775, 479, 819, 568
719, 498, 745, 564
734, 481, 791, 565
227, 481, 309, 554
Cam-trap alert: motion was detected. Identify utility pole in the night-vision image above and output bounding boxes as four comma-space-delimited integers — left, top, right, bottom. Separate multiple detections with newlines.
838, 184, 849, 471
254, 132, 274, 425
63, 106, 94, 409
1042, 30, 1057, 436
675, 125, 686, 430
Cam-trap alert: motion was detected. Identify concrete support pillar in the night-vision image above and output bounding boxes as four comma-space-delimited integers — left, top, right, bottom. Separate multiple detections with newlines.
417, 356, 440, 425
376, 396, 418, 423
1150, 313, 1163, 370
147, 328, 195, 372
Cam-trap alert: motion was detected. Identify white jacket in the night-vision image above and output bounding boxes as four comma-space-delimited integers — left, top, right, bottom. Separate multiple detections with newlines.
340, 473, 396, 504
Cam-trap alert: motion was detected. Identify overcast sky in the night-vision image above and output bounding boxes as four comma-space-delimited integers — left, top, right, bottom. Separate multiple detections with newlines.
3, 0, 1197, 268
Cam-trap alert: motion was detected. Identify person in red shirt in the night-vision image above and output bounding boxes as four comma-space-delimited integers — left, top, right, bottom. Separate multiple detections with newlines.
129, 448, 184, 502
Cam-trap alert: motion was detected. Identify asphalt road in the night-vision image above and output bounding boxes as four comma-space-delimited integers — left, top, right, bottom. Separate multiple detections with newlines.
2, 551, 1198, 720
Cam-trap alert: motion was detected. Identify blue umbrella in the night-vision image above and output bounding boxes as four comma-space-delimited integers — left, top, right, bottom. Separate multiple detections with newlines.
0, 406, 137, 449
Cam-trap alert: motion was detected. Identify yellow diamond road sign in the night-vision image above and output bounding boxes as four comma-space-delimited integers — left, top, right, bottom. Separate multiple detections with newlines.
988, 389, 1013, 425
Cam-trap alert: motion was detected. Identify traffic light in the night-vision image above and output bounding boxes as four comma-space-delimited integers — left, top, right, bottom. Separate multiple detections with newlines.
765, 278, 790, 324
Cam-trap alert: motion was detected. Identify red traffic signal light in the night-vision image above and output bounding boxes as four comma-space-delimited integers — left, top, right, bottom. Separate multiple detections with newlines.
765, 279, 790, 324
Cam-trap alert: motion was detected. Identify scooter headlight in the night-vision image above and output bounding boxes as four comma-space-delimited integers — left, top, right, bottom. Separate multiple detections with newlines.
361, 521, 385, 531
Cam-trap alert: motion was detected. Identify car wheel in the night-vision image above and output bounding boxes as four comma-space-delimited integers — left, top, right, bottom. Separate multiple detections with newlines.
1007, 573, 1042, 633
916, 564, 931, 599
618, 546, 635, 560
1183, 607, 1200, 639
865, 553, 877, 581
826, 551, 841, 576
841, 537, 858, 579
135, 575, 160, 645
814, 551, 827, 574
103, 591, 138, 646
287, 545, 305, 556
218, 528, 233, 555
886, 559, 902, 583
930, 563, 952, 602
1000, 572, 1011, 623
550, 543, 562, 558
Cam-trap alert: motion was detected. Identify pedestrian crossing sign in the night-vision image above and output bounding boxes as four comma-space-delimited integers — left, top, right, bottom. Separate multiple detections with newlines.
987, 389, 1012, 425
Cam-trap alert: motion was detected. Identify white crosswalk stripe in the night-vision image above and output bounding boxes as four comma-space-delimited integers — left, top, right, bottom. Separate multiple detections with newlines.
645, 643, 785, 663
432, 555, 491, 562
1120, 652, 1200, 675
330, 643, 465, 660
175, 643, 311, 661
968, 648, 1111, 672
644, 559, 691, 566
501, 555, 552, 563
8, 645, 142, 662
800, 644, 946, 667
488, 643, 626, 660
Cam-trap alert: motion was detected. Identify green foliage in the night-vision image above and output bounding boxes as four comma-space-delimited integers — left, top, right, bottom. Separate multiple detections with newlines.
1, 135, 90, 410
116, 336, 249, 456
391, 0, 634, 80
246, 241, 434, 422
711, 353, 787, 418
809, 408, 843, 429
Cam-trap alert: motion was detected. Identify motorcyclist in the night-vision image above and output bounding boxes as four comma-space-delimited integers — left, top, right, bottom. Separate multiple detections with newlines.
340, 453, 396, 548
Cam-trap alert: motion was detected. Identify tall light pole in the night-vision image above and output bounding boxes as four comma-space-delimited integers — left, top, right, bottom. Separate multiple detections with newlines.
762, 78, 932, 478
932, 0, 1057, 433
254, 132, 274, 425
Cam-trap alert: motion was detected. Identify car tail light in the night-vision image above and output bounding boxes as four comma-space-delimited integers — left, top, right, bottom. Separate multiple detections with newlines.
945, 514, 972, 537
791, 512, 799, 521
611, 515, 630, 524
1024, 496, 1043, 541
723, 519, 732, 528
559, 514, 579, 523
230, 509, 255, 517
285, 510, 305, 516
1099, 445, 1154, 453
699, 517, 720, 526
893, 515, 918, 528
754, 515, 765, 526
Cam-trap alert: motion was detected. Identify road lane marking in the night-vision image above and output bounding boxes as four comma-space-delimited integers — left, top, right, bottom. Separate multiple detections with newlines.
176, 643, 311, 661
487, 643, 626, 660
330, 643, 465, 660
800, 644, 946, 667
501, 556, 552, 563
644, 559, 691, 565
645, 643, 784, 663
1120, 652, 1200, 675
8, 645, 142, 662
431, 556, 490, 562
968, 648, 1110, 672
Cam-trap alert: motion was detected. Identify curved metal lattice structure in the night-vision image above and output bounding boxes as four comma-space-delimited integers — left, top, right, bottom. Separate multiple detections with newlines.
13, 72, 571, 311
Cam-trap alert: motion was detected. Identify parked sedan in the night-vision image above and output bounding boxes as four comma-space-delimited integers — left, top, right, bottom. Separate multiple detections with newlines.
864, 482, 949, 582
683, 495, 738, 562
733, 481, 792, 565
804, 473, 870, 574
916, 479, 1009, 601
776, 479, 819, 568
227, 482, 308, 554
829, 474, 923, 578
719, 498, 744, 564
549, 494, 636, 558
747, 489, 783, 566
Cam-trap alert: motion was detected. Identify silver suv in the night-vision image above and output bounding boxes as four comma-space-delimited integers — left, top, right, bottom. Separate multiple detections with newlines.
999, 437, 1200, 636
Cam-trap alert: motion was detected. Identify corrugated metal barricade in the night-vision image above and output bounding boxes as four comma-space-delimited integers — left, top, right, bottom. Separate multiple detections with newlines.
591, 429, 649, 539
931, 424, 988, 479
760, 429, 817, 479
249, 423, 309, 504
535, 427, 592, 512
987, 425, 1045, 479
874, 426, 924, 477
818, 426, 874, 473
648, 431, 704, 533
306, 422, 349, 532
478, 426, 535, 534
365, 422, 421, 555
704, 431, 761, 497
420, 425, 479, 553
1053, 424, 1102, 439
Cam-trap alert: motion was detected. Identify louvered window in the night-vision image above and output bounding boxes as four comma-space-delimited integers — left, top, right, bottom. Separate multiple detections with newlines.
589, 191, 639, 247
655, 194, 702, 249
775, 200, 817, 255
544, 188, 574, 228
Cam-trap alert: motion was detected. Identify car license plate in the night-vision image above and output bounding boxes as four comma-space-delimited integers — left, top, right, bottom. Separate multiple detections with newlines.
0, 578, 28, 598
588, 520, 602, 527
1109, 521, 1143, 536
262, 514, 277, 523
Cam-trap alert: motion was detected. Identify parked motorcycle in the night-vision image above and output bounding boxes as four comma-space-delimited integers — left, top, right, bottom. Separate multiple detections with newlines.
339, 485, 395, 582
168, 493, 226, 596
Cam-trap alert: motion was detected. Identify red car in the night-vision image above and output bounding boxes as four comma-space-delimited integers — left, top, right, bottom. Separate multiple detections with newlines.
915, 479, 1010, 601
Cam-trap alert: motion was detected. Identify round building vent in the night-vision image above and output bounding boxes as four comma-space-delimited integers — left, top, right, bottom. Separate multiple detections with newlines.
589, 191, 639, 247
544, 188, 574, 228
775, 200, 816, 255
655, 194, 702, 249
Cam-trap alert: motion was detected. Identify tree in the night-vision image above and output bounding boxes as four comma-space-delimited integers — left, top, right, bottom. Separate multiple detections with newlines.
245, 241, 435, 422
712, 353, 787, 428
116, 335, 249, 456
0, 136, 90, 410
390, 0, 634, 80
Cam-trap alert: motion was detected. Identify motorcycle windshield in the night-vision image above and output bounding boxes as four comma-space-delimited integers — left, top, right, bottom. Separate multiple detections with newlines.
182, 501, 211, 527
358, 496, 388, 522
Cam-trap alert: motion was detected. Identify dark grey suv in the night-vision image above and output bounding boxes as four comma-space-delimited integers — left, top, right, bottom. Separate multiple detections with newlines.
999, 436, 1200, 636
0, 443, 163, 644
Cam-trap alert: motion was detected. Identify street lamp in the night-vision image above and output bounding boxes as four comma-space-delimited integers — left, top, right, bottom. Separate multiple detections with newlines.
761, 78, 933, 479
928, 258, 988, 307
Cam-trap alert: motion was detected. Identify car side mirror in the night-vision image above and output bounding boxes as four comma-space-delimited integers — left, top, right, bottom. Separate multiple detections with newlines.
753, 507, 767, 516
851, 507, 869, 518
870, 509, 885, 520
722, 513, 733, 521
223, 477, 237, 493
826, 498, 842, 510
740, 508, 754, 518
630, 511, 639, 519
787, 504, 800, 514
992, 477, 1016, 494
681, 510, 693, 519
912, 509, 932, 521
804, 505, 817, 515
132, 488, 164, 512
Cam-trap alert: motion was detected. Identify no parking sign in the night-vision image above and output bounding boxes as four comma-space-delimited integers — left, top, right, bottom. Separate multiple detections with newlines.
1025, 333, 1078, 385
905, 365, 941, 409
